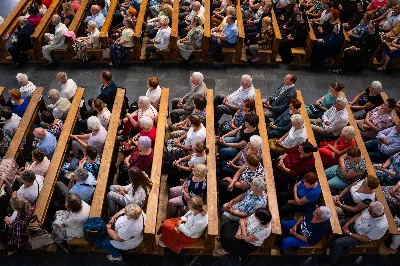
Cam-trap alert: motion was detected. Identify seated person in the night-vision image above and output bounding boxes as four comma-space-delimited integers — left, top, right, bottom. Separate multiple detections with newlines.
145, 16, 171, 59
306, 82, 344, 119
330, 202, 388, 265
33, 128, 57, 160
221, 177, 267, 224
211, 6, 236, 38
8, 89, 29, 118
26, 5, 41, 27
311, 2, 332, 26
47, 89, 71, 120
73, 20, 100, 61
275, 0, 291, 16
51, 194, 90, 242
85, 5, 105, 29
8, 17, 34, 67
159, 197, 208, 253
333, 176, 379, 218
382, 182, 400, 216
15, 170, 44, 204
146, 76, 162, 109
247, 16, 275, 62
375, 152, 400, 186
313, 9, 339, 39
78, 146, 101, 178
349, 81, 384, 119
92, 99, 111, 130
325, 147, 366, 190
22, 148, 50, 177
178, 2, 204, 37
219, 99, 255, 137
16, 73, 36, 101
109, 17, 135, 66
125, 116, 157, 147
379, 217, 400, 255
278, 172, 322, 220
1, 107, 20, 139
108, 167, 153, 215
319, 126, 357, 168
35, 0, 48, 16
177, 16, 204, 60
341, 1, 366, 31
267, 99, 301, 139
280, 206, 331, 251
0, 130, 11, 160
211, 0, 236, 27
42, 15, 68, 65
279, 3, 303, 32
365, 123, 400, 163
268, 114, 307, 158
378, 5, 400, 33
377, 33, 400, 71
61, 2, 75, 27
40, 111, 64, 138
306, 0, 326, 19
146, 4, 172, 39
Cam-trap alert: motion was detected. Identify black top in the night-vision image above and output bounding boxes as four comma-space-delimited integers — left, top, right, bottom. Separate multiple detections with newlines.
364, 88, 383, 112
236, 127, 260, 144
98, 80, 118, 111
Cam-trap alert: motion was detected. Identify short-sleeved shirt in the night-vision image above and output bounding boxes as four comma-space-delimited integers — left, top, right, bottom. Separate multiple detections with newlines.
47, 119, 63, 138
233, 190, 267, 215
188, 153, 206, 167
282, 127, 307, 147
297, 179, 321, 211
239, 163, 265, 184
296, 208, 331, 245
184, 125, 206, 146
236, 127, 259, 144
363, 88, 383, 112
17, 175, 44, 204
121, 28, 134, 47
223, 23, 239, 44
88, 126, 107, 155
28, 157, 50, 177
349, 180, 376, 204
146, 86, 162, 107
83, 156, 101, 178
20, 82, 36, 100
3, 114, 21, 139
37, 132, 57, 160
154, 27, 171, 50
336, 155, 367, 185
98, 109, 111, 130
368, 106, 395, 132
354, 208, 388, 240
182, 175, 207, 205
89, 28, 100, 48
140, 126, 157, 146
69, 172, 97, 203
111, 211, 146, 250
12, 99, 29, 117
246, 213, 271, 246
382, 11, 400, 30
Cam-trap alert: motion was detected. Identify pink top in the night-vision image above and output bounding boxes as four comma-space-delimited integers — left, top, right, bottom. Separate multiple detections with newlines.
71, 0, 80, 12
27, 14, 41, 27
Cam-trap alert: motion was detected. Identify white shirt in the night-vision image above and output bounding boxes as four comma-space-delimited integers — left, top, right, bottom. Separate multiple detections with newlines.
178, 210, 208, 238
227, 86, 256, 107
108, 184, 148, 208
184, 124, 206, 146
246, 214, 271, 246
350, 180, 376, 204
3, 113, 21, 138
63, 200, 90, 239
98, 108, 111, 130
376, 126, 400, 156
48, 97, 71, 119
111, 211, 146, 250
16, 175, 44, 204
60, 79, 77, 100
282, 126, 307, 147
188, 153, 207, 167
51, 23, 68, 49
322, 106, 349, 136
89, 28, 100, 48
320, 10, 331, 24
154, 27, 171, 50
146, 85, 162, 108
20, 81, 36, 100
354, 209, 388, 240
382, 11, 400, 29
88, 126, 108, 154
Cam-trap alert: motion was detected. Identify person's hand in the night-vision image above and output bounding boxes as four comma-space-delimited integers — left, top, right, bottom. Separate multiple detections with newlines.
124, 158, 130, 168
175, 139, 181, 145
362, 123, 370, 130
227, 161, 235, 168
235, 230, 242, 239
376, 165, 385, 171
175, 226, 180, 233
119, 188, 126, 195
173, 159, 180, 166
289, 227, 297, 236
106, 223, 112, 230
326, 144, 334, 150
219, 138, 226, 146
69, 135, 78, 140
11, 191, 17, 199
334, 198, 342, 207
227, 183, 234, 192
324, 121, 331, 126
342, 227, 350, 235
318, 26, 323, 33
239, 219, 245, 227
4, 216, 11, 225
389, 188, 400, 200
177, 124, 186, 130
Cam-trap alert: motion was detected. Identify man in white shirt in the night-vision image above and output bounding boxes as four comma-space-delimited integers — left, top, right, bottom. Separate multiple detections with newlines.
47, 89, 71, 120
56, 72, 77, 101
15, 170, 44, 204
330, 202, 388, 265
1, 107, 21, 139
145, 16, 171, 58
42, 15, 68, 65
16, 73, 36, 100
310, 97, 349, 140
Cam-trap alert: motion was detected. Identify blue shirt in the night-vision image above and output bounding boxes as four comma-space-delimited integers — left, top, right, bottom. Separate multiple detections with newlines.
91, 12, 105, 29
223, 23, 238, 44
12, 98, 29, 117
297, 179, 321, 211
296, 208, 331, 245
37, 132, 57, 160
69, 172, 97, 204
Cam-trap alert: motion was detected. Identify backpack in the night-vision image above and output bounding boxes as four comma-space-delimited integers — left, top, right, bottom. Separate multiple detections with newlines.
0, 158, 17, 187
83, 217, 106, 248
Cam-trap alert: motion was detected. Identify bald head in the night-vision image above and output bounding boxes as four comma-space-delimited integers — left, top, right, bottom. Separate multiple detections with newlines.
90, 5, 100, 15
33, 128, 46, 139
56, 72, 68, 84
192, 1, 201, 11
52, 14, 61, 24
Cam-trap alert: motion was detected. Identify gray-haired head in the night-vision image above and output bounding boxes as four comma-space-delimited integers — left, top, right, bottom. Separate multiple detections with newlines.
369, 201, 385, 216
335, 96, 348, 110
48, 89, 61, 101
75, 168, 89, 181
16, 73, 29, 85
249, 135, 263, 150
241, 74, 253, 88
319, 206, 332, 221
52, 14, 62, 24
87, 116, 101, 130
370, 81, 382, 93
191, 72, 204, 85
252, 176, 266, 192
138, 136, 152, 149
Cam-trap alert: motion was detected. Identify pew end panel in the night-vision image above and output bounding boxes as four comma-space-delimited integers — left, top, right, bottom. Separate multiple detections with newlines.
133, 0, 149, 62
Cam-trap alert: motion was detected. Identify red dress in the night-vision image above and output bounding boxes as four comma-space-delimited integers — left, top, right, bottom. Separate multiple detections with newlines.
140, 126, 157, 146
319, 136, 356, 167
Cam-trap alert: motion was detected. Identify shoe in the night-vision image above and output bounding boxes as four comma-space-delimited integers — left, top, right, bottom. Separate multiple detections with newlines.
158, 240, 166, 247
107, 255, 123, 261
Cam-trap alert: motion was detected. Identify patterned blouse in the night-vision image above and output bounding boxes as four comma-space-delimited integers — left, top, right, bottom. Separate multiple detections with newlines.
259, 26, 274, 50
336, 155, 367, 185
182, 174, 207, 205
83, 155, 101, 178
352, 20, 369, 39
8, 206, 35, 249
375, 152, 400, 185
47, 119, 64, 138
0, 135, 11, 160
232, 189, 267, 215
238, 146, 263, 166
368, 106, 395, 132
313, 0, 324, 14
239, 163, 265, 184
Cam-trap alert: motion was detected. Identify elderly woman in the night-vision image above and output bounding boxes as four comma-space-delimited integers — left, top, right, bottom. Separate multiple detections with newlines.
71, 116, 108, 157
47, 89, 71, 120
382, 181, 400, 216
73, 20, 100, 61
325, 147, 367, 190
40, 111, 64, 138
164, 115, 206, 165
268, 99, 301, 139
218, 113, 259, 161
348, 12, 374, 43
211, 6, 236, 35
102, 204, 146, 261
16, 73, 36, 100
92, 99, 111, 130
219, 99, 255, 136
219, 154, 264, 204
218, 208, 272, 256
247, 16, 274, 63
278, 172, 322, 220
357, 98, 396, 141
15, 170, 44, 204
0, 130, 11, 160
52, 194, 90, 242
146, 16, 171, 59
167, 164, 207, 217
333, 176, 379, 218
123, 116, 157, 148
268, 114, 307, 158
159, 197, 208, 253
20, 148, 50, 177
374, 152, 400, 185
349, 80, 384, 119
109, 17, 135, 66
211, 0, 236, 27
8, 88, 28, 118
319, 126, 357, 167
2, 198, 34, 256
280, 206, 332, 251
146, 4, 173, 38
177, 16, 204, 60
306, 82, 345, 119
221, 177, 267, 224
78, 146, 101, 178
146, 76, 162, 109
108, 167, 153, 215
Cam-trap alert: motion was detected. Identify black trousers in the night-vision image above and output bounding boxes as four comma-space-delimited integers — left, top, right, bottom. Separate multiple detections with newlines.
277, 190, 303, 220
8, 46, 29, 64
208, 38, 236, 60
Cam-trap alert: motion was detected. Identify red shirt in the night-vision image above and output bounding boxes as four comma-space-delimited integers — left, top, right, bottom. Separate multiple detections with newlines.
280, 146, 315, 181
42, 0, 53, 8
140, 126, 157, 146
129, 148, 154, 176
27, 14, 41, 27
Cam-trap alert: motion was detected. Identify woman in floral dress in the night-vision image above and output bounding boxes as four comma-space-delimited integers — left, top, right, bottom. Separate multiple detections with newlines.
374, 152, 400, 186
177, 16, 204, 60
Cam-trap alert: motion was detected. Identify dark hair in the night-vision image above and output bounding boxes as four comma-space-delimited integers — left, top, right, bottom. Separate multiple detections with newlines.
245, 113, 259, 128
28, 5, 39, 15
246, 153, 260, 167
88, 98, 95, 108
93, 99, 107, 110
129, 167, 153, 193
291, 99, 302, 110
304, 172, 318, 185
289, 73, 297, 84
387, 98, 396, 110
326, 2, 334, 8
193, 94, 207, 111
96, 0, 106, 8
40, 111, 56, 124
35, 0, 42, 5
301, 141, 318, 153
0, 129, 4, 141
347, 146, 361, 158
1, 107, 12, 120
32, 148, 45, 162
85, 146, 98, 160
255, 208, 272, 225
331, 82, 345, 92
243, 99, 255, 111
67, 194, 83, 213
101, 70, 112, 82
189, 115, 201, 127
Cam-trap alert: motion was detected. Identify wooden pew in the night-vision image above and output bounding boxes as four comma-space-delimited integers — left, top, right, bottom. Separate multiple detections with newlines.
134, 0, 149, 62
0, 86, 6, 106
0, 0, 32, 60
156, 1, 179, 62
222, 1, 245, 64
259, 10, 282, 64
29, 88, 84, 228
197, 0, 211, 61
291, 20, 316, 66
340, 91, 399, 253
381, 92, 400, 124
253, 89, 282, 255
0, 88, 45, 189
296, 90, 342, 254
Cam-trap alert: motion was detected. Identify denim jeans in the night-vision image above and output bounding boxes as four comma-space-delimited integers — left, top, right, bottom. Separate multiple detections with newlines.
280, 220, 312, 250
102, 239, 121, 258
219, 137, 239, 160
365, 139, 389, 163
325, 165, 348, 190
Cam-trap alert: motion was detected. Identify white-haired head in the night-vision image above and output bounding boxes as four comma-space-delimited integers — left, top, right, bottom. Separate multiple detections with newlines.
318, 206, 332, 221
88, 20, 98, 30
342, 126, 355, 139
290, 114, 304, 129
241, 74, 253, 88
335, 96, 348, 110
87, 116, 102, 130
369, 201, 385, 217
159, 15, 169, 26
370, 81, 382, 93
16, 73, 29, 85
138, 136, 152, 149
249, 135, 263, 150
191, 72, 204, 85
251, 176, 266, 192
138, 96, 151, 110
18, 16, 27, 25
52, 14, 61, 24
48, 89, 61, 102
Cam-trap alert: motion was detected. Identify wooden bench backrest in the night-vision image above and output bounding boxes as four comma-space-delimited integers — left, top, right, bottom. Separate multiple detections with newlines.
0, 87, 5, 105
169, 0, 180, 54
340, 92, 398, 235
99, 0, 119, 49
32, 88, 85, 224
235, 1, 245, 56
297, 90, 342, 235
381, 92, 400, 124
305, 20, 317, 63
271, 10, 282, 62
31, 0, 63, 59
134, 0, 149, 59
143, 88, 169, 251
202, 0, 211, 56
65, 0, 91, 55
89, 88, 126, 218
254, 89, 282, 250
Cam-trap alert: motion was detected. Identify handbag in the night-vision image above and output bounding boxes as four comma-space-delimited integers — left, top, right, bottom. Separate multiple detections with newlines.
308, 104, 321, 114
27, 215, 55, 249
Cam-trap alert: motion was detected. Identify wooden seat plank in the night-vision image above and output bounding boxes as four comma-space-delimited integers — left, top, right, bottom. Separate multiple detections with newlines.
32, 88, 85, 224
381, 92, 400, 124
0, 86, 5, 105
133, 0, 149, 61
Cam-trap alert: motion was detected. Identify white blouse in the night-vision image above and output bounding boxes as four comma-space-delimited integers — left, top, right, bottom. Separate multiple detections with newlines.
178, 210, 208, 238
282, 126, 307, 147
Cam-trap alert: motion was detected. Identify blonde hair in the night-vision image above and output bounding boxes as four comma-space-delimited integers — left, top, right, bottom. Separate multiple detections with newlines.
262, 16, 272, 26
10, 197, 32, 213
189, 197, 207, 215
125, 204, 143, 220
290, 114, 304, 128
342, 126, 355, 139
193, 164, 207, 179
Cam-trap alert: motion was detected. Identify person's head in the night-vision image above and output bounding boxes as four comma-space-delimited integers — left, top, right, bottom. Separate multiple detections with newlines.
87, 116, 102, 131
125, 204, 143, 220
284, 73, 297, 85
289, 98, 302, 111
365, 175, 380, 190
100, 70, 112, 84
66, 194, 82, 213
85, 146, 98, 161
330, 82, 345, 93
33, 128, 46, 140
226, 6, 236, 16
188, 197, 207, 215
96, 0, 106, 9
193, 94, 207, 111
300, 141, 318, 155
242, 98, 255, 112
368, 201, 385, 218
254, 208, 272, 225
191, 1, 201, 11
192, 141, 208, 154
330, 9, 340, 20
147, 76, 159, 90
244, 112, 259, 129
18, 170, 36, 187
48, 89, 61, 104
40, 111, 56, 125
8, 88, 22, 101
127, 6, 137, 17
90, 5, 101, 16
88, 20, 98, 31
347, 147, 362, 161
17, 16, 27, 27
263, 3, 272, 12
1, 106, 13, 120
262, 16, 272, 27
193, 163, 207, 179
341, 126, 355, 141
56, 72, 68, 84
52, 14, 62, 25
34, 0, 43, 6
158, 15, 170, 27
226, 15, 237, 25
249, 135, 263, 150
246, 153, 260, 167
139, 116, 154, 131
188, 115, 202, 127
190, 72, 204, 86
369, 81, 382, 94
334, 96, 348, 111
190, 15, 203, 27
325, 1, 333, 11
314, 206, 332, 221
251, 176, 267, 193
138, 96, 151, 110
74, 168, 89, 182
138, 136, 152, 151
290, 114, 304, 129
368, 21, 378, 35
161, 4, 173, 17
124, 17, 135, 28
363, 11, 374, 22
28, 5, 39, 16
240, 74, 253, 89
16, 73, 29, 86
10, 197, 31, 214
382, 98, 397, 113
92, 98, 107, 112
304, 172, 319, 188
129, 167, 153, 191
333, 23, 343, 34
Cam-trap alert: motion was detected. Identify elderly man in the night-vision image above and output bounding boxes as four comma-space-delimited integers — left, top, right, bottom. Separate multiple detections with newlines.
365, 123, 400, 163
206, 15, 238, 61
56, 72, 77, 101
263, 73, 297, 119
330, 201, 389, 265
214, 74, 255, 127
170, 72, 207, 124
1, 107, 21, 139
16, 73, 36, 100
33, 128, 57, 160
85, 5, 105, 29
8, 16, 34, 67
47, 89, 71, 120
378, 5, 400, 33
178, 1, 205, 36
310, 97, 349, 140
42, 14, 68, 65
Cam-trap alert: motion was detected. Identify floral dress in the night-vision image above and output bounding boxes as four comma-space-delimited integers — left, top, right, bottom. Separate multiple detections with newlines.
0, 135, 11, 160
382, 181, 400, 215
336, 156, 367, 185
368, 106, 395, 131
259, 26, 274, 50
239, 164, 265, 184
375, 152, 400, 185
219, 108, 248, 135
47, 119, 64, 138
178, 26, 204, 60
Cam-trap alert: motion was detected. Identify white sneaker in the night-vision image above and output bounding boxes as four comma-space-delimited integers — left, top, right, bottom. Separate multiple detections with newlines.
107, 255, 123, 261
159, 240, 166, 247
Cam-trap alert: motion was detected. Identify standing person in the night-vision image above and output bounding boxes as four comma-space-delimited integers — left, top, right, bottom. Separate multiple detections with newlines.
42, 14, 68, 65
97, 70, 118, 111
16, 73, 36, 100
56, 72, 77, 101
8, 17, 34, 67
